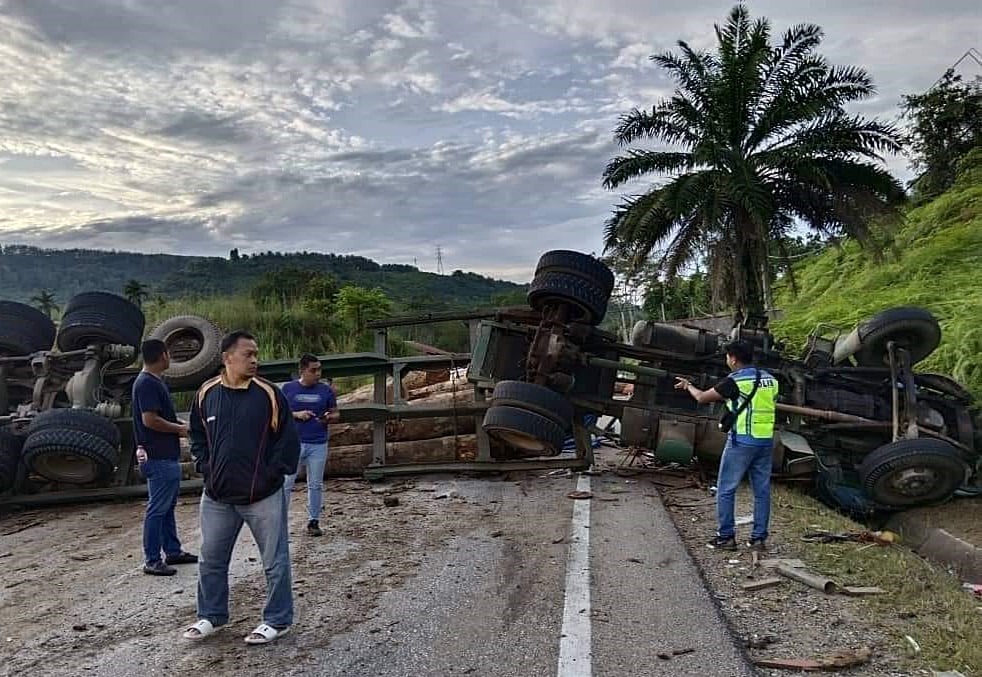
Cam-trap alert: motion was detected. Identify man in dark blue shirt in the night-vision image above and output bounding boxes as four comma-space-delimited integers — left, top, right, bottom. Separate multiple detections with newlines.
132, 339, 197, 576
282, 353, 338, 537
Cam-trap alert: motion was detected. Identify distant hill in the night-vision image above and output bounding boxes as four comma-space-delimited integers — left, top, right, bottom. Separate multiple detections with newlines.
0, 245, 527, 310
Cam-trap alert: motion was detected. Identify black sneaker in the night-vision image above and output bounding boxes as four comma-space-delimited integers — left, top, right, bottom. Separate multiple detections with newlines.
143, 561, 177, 576
165, 551, 199, 565
707, 535, 738, 551
748, 538, 767, 552
307, 520, 323, 537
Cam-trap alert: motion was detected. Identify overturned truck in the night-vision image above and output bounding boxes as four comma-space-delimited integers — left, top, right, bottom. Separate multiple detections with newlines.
472, 251, 982, 513
1, 250, 980, 514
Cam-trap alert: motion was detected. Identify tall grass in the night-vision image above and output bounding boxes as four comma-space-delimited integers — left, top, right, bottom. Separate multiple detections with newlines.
773, 150, 982, 398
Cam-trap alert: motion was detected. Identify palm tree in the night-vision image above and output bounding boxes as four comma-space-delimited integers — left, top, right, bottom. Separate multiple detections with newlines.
123, 279, 150, 308
31, 289, 58, 318
602, 4, 906, 313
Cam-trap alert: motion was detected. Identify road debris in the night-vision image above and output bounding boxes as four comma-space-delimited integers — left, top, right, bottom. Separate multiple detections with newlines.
776, 563, 838, 593
802, 529, 898, 545
841, 586, 886, 596
905, 635, 921, 655
567, 490, 592, 500
383, 496, 400, 507
752, 646, 872, 671
741, 577, 784, 592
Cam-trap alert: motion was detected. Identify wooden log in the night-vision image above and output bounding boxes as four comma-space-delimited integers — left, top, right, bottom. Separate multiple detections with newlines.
299, 434, 479, 477
328, 389, 476, 446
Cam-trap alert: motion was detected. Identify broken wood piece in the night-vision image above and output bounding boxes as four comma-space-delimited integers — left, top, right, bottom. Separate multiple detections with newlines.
759, 558, 807, 569
567, 491, 593, 500
753, 646, 871, 671
841, 586, 886, 596
741, 577, 784, 592
776, 563, 837, 593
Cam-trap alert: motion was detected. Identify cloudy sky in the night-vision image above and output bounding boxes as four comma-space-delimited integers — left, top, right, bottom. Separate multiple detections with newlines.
0, 1, 977, 282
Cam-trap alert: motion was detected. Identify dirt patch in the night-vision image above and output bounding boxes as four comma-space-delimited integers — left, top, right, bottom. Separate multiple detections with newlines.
0, 478, 488, 676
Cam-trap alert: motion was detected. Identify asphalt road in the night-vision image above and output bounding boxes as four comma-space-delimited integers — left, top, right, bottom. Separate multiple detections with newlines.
287, 471, 754, 677
0, 467, 755, 677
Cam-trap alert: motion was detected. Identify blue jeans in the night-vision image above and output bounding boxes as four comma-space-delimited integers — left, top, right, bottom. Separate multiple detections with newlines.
196, 488, 293, 628
716, 438, 773, 541
142, 458, 182, 564
283, 441, 328, 521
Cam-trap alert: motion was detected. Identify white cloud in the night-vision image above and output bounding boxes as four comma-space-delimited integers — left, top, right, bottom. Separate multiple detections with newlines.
0, 0, 975, 281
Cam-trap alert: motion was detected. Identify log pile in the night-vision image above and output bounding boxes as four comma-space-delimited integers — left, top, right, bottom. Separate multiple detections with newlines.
175, 370, 478, 480
323, 371, 477, 477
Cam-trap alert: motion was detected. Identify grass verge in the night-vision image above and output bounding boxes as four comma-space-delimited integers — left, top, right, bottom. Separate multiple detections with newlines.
771, 484, 982, 674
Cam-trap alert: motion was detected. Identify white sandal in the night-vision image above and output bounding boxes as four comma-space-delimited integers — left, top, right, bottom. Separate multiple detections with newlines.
182, 619, 218, 640
244, 623, 290, 645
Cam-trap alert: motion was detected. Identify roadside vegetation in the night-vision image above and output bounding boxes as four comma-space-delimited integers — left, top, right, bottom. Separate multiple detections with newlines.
772, 484, 982, 674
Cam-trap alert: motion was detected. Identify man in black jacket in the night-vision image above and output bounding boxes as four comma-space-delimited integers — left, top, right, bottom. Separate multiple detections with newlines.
181, 330, 300, 645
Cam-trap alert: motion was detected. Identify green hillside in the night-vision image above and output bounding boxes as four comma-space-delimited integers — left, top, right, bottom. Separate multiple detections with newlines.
773, 149, 982, 397
0, 246, 525, 311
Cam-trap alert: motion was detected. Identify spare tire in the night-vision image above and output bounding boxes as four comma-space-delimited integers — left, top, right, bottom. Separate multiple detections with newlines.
0, 301, 56, 355
489, 380, 573, 428
534, 250, 616, 295
527, 271, 610, 325
833, 307, 941, 367
858, 438, 966, 507
147, 315, 224, 387
0, 429, 24, 492
482, 405, 567, 456
57, 292, 145, 357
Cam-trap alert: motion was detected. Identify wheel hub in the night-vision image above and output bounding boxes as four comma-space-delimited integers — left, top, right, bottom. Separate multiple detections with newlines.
888, 466, 938, 497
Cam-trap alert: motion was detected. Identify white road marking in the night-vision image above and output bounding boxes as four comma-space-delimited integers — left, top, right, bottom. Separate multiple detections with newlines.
557, 474, 592, 677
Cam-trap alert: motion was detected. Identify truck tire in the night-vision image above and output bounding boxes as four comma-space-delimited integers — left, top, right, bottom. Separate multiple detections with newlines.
56, 292, 145, 355
527, 271, 609, 325
0, 301, 56, 355
0, 429, 24, 492
22, 428, 119, 484
833, 307, 941, 367
28, 407, 121, 447
534, 250, 615, 295
915, 373, 974, 403
147, 315, 224, 387
482, 405, 566, 456
858, 438, 966, 507
489, 380, 573, 428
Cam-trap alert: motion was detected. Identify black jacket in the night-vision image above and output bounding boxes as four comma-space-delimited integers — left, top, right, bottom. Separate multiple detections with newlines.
190, 375, 300, 505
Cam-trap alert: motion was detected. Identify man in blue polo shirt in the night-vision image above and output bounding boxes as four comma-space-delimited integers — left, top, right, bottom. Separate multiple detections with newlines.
132, 339, 198, 575
282, 353, 338, 537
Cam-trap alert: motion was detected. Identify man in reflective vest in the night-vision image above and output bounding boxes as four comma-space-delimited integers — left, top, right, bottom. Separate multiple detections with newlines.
675, 340, 778, 551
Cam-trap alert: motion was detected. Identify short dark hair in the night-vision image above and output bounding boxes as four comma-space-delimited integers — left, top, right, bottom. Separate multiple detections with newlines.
724, 340, 754, 365
299, 353, 320, 370
141, 339, 168, 365
220, 330, 256, 354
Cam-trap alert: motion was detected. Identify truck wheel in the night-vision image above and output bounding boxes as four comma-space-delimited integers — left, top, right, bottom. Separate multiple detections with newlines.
833, 307, 941, 367
147, 315, 223, 387
527, 272, 610, 325
534, 250, 615, 295
0, 429, 24, 492
915, 373, 974, 403
482, 405, 567, 456
0, 301, 56, 355
858, 438, 966, 507
28, 408, 121, 447
56, 292, 146, 357
22, 428, 119, 484
489, 380, 573, 427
